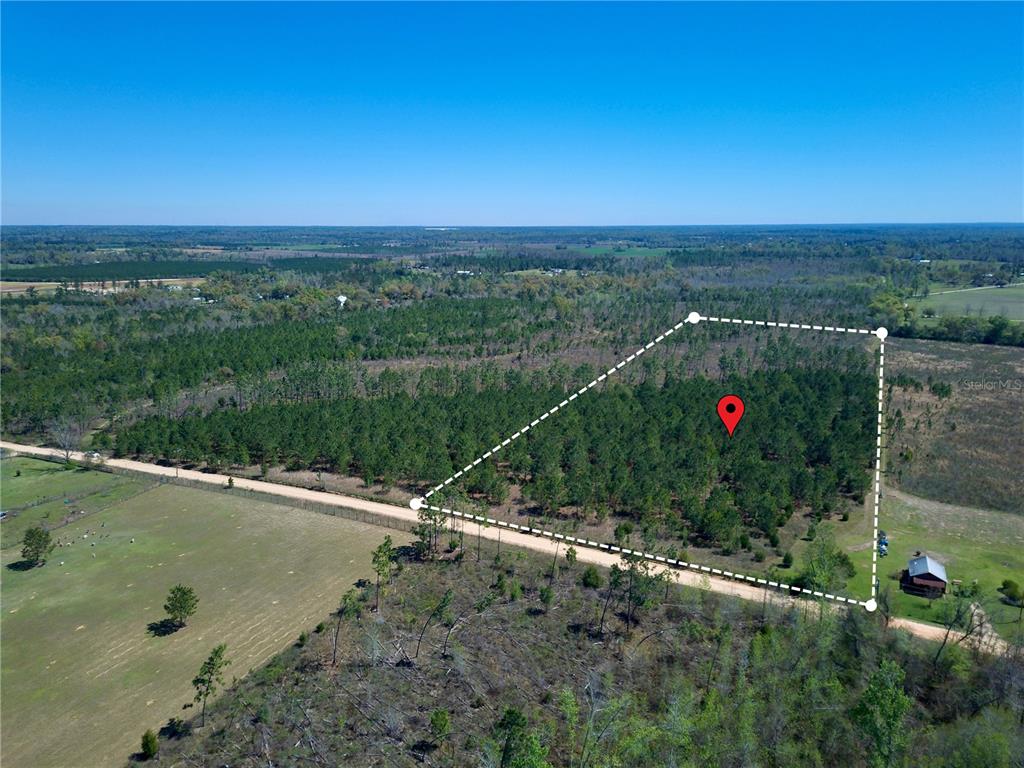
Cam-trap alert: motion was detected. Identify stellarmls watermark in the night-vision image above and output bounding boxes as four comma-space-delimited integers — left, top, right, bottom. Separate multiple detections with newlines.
958, 378, 1024, 391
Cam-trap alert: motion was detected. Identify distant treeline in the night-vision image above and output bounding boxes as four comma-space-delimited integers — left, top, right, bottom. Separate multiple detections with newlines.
3, 223, 1021, 263
1, 257, 378, 282
430, 252, 618, 272
115, 367, 875, 548
2, 298, 556, 429
895, 314, 1024, 346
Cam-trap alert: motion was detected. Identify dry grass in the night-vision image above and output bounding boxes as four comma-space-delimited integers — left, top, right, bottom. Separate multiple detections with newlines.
885, 338, 1024, 513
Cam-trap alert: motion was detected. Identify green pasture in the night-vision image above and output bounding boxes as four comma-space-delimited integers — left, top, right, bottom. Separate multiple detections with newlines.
0, 456, 130, 511
913, 283, 1024, 321
1, 469, 409, 767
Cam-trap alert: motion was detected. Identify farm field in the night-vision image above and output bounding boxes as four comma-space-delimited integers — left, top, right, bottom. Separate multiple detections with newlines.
0, 471, 409, 768
0, 455, 139, 510
0, 456, 153, 547
0, 256, 378, 283
913, 283, 1024, 321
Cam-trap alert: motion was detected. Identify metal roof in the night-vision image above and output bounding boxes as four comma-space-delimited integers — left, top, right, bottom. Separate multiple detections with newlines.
908, 555, 947, 583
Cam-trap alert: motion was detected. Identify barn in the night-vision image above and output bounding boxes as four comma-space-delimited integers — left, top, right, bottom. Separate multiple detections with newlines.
901, 554, 948, 598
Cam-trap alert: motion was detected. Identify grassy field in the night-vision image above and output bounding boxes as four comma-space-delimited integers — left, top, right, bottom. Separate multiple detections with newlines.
570, 245, 671, 258
0, 456, 131, 510
913, 283, 1024, 321
0, 468, 409, 768
820, 485, 1024, 639
885, 338, 1024, 513
0, 456, 152, 548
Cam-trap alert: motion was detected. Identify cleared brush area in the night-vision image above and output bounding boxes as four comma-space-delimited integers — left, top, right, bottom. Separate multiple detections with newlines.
885, 337, 1024, 514
156, 543, 1024, 768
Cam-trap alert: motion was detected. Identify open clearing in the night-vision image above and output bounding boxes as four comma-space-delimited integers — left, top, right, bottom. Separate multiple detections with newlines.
0, 469, 408, 768
823, 484, 1024, 640
885, 337, 1024, 513
1, 456, 153, 547
912, 283, 1024, 321
0, 276, 206, 295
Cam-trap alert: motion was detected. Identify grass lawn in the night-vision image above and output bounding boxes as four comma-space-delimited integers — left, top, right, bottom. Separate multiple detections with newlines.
0, 477, 410, 768
0, 455, 131, 510
912, 283, 1024, 321
825, 486, 1024, 639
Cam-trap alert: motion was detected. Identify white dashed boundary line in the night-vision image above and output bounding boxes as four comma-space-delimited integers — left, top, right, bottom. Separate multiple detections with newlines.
412, 310, 887, 612
420, 502, 866, 606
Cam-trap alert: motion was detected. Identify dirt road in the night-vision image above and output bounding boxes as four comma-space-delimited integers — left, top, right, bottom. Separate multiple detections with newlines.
1, 440, 1001, 652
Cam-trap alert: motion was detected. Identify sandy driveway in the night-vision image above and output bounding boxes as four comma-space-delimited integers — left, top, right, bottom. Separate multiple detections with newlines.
2, 440, 1003, 652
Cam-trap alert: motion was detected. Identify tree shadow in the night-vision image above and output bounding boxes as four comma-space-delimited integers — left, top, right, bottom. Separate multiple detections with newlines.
410, 739, 438, 756
6, 560, 36, 572
159, 717, 192, 740
395, 544, 420, 560
147, 618, 182, 637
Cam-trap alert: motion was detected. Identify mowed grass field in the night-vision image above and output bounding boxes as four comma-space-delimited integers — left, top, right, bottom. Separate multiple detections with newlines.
1, 461, 409, 768
1, 456, 153, 547
912, 283, 1024, 321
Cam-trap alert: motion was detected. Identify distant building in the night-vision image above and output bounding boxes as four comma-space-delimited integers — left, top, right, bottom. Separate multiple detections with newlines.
901, 554, 948, 598
336, 295, 348, 309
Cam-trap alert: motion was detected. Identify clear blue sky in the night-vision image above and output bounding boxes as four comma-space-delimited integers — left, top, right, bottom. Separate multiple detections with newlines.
2, 2, 1021, 225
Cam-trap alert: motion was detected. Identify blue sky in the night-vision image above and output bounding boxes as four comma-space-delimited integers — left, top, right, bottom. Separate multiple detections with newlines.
2, 2, 1021, 225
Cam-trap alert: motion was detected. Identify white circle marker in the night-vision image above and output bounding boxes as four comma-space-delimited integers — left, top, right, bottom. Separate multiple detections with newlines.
409, 497, 424, 511
686, 311, 701, 325
875, 327, 888, 340
864, 598, 877, 613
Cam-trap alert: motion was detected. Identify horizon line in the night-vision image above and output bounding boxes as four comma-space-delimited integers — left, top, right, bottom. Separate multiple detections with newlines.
2, 221, 1023, 229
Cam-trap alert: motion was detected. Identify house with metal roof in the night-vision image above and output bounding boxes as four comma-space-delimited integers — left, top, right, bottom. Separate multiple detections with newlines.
901, 554, 948, 597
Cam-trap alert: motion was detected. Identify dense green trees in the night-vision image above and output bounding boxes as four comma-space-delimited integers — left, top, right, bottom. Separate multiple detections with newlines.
852, 660, 912, 768
118, 366, 874, 548
2, 296, 556, 429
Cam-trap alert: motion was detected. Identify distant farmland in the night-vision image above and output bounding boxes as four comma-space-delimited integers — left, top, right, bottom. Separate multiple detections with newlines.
914, 283, 1024, 321
0, 256, 378, 282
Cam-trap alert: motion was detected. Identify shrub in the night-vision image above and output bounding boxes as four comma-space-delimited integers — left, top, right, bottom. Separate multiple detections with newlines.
580, 564, 602, 589
782, 552, 794, 568
539, 585, 554, 608
141, 729, 158, 760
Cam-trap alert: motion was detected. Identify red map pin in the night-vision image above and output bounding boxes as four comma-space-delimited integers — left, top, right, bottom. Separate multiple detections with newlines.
717, 395, 745, 437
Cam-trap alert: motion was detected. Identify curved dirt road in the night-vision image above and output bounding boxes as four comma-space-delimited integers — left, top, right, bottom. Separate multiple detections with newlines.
2, 440, 1002, 652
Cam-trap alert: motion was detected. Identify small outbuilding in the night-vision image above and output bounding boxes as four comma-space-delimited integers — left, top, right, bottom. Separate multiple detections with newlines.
901, 554, 948, 598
